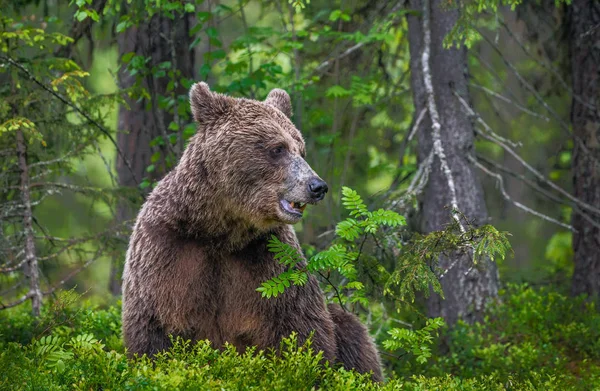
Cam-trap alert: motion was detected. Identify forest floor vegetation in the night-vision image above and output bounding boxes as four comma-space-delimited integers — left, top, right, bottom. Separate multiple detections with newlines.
0, 284, 598, 390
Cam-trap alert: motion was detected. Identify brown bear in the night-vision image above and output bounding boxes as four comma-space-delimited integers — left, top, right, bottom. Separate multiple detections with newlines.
121, 82, 383, 381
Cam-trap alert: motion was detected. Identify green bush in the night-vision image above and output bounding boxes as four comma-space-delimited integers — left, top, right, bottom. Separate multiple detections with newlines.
422, 284, 600, 390
1, 286, 599, 390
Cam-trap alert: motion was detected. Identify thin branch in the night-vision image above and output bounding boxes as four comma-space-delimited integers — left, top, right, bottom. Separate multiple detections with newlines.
0, 257, 27, 273
313, 1, 404, 76
392, 107, 427, 188
454, 89, 521, 148
469, 83, 551, 123
497, 18, 596, 112
469, 155, 575, 232
389, 150, 434, 210
314, 42, 367, 74
478, 33, 600, 168
28, 144, 86, 168
238, 0, 254, 98
42, 246, 107, 297
477, 153, 600, 231
318, 271, 348, 312
455, 91, 600, 218
0, 293, 31, 311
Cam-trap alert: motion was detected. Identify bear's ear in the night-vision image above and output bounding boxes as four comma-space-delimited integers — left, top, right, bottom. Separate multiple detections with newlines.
189, 82, 232, 123
264, 88, 292, 118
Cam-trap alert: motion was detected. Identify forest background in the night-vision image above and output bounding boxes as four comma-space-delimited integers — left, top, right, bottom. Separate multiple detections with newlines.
0, 0, 599, 389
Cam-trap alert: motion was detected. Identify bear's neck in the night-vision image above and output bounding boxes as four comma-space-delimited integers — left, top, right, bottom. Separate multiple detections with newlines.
149, 169, 273, 252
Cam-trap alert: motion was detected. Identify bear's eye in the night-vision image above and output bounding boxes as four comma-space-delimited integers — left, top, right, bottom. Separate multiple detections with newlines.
270, 145, 286, 158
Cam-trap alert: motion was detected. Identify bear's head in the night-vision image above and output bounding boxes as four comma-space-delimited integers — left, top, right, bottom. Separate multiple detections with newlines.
182, 82, 327, 231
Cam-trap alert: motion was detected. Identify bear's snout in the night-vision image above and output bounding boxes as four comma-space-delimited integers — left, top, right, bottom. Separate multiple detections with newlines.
308, 178, 328, 201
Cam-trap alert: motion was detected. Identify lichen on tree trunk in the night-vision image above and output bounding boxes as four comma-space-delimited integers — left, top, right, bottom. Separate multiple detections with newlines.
407, 0, 499, 325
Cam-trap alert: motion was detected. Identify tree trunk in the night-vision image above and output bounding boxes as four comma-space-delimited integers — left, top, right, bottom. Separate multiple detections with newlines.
570, 0, 600, 298
407, 0, 498, 325
110, 12, 195, 295
16, 129, 42, 316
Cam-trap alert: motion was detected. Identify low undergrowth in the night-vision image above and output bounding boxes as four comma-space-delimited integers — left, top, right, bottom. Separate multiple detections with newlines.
0, 285, 598, 390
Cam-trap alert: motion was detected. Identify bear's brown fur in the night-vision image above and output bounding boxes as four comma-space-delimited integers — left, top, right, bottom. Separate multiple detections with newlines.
121, 82, 383, 381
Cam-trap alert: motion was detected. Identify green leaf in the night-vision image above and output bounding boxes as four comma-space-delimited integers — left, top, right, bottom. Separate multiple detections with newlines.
325, 85, 351, 98
75, 10, 88, 22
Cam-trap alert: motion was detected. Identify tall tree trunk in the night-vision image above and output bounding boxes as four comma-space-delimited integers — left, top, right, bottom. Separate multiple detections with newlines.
570, 0, 600, 298
16, 129, 42, 316
110, 11, 195, 295
407, 0, 498, 325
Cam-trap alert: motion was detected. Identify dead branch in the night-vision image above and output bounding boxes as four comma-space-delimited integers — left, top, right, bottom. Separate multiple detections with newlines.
469, 83, 551, 123
455, 90, 600, 218
469, 155, 575, 232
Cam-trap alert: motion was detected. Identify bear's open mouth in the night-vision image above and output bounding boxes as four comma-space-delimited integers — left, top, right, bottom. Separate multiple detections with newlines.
280, 199, 307, 217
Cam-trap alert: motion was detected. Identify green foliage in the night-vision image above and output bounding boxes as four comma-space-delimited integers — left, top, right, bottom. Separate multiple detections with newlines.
0, 12, 129, 313
385, 218, 512, 303
1, 286, 598, 390
261, 187, 511, 315
418, 284, 600, 390
444, 0, 523, 48
383, 318, 445, 364
444, 0, 573, 48
544, 231, 574, 277
258, 187, 406, 301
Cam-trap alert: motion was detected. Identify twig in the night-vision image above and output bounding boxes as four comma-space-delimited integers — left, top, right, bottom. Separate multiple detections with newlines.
453, 89, 521, 148
478, 32, 600, 168
497, 18, 596, 112
313, 1, 404, 76
477, 153, 600, 230
0, 293, 31, 310
389, 108, 427, 191
469, 83, 551, 123
238, 0, 254, 98
317, 271, 348, 312
41, 246, 106, 297
389, 150, 434, 211
314, 42, 367, 74
455, 91, 600, 218
469, 155, 575, 232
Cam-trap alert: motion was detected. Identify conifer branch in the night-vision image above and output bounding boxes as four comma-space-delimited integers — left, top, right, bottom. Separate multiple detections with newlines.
0, 54, 140, 186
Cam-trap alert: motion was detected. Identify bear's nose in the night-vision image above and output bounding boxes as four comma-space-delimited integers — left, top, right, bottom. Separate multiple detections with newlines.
308, 178, 328, 201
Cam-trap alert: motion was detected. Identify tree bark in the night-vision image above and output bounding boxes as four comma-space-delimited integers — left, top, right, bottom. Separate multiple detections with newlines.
16, 129, 42, 316
569, 0, 600, 298
407, 0, 498, 325
110, 11, 195, 295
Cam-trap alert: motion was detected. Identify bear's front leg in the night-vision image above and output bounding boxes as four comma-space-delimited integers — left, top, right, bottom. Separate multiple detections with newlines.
268, 301, 338, 364
122, 304, 172, 358
327, 303, 383, 382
